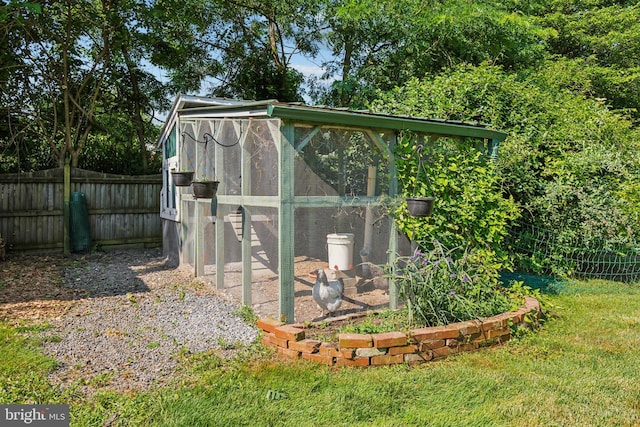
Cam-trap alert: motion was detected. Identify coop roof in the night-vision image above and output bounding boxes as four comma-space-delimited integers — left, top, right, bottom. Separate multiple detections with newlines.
158, 95, 507, 146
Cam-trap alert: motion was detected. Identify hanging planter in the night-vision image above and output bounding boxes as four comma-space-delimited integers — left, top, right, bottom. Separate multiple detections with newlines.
406, 197, 434, 217
192, 180, 219, 199
405, 145, 435, 217
171, 170, 194, 187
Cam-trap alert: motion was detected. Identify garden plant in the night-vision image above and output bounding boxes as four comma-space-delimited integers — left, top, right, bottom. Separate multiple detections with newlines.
385, 239, 522, 327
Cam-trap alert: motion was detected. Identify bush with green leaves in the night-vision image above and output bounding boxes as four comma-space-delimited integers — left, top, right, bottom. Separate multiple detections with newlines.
392, 134, 519, 271
385, 240, 513, 326
373, 62, 640, 277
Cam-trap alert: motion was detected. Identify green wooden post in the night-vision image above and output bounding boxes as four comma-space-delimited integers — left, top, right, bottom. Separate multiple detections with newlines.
63, 160, 71, 255
241, 208, 252, 305
195, 200, 205, 277
368, 130, 400, 310
214, 119, 226, 290
387, 132, 399, 310
241, 125, 252, 306
215, 206, 225, 291
278, 121, 296, 323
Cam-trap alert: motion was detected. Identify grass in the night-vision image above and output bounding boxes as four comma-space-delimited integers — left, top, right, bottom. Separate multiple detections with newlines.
3, 279, 640, 426
0, 323, 62, 404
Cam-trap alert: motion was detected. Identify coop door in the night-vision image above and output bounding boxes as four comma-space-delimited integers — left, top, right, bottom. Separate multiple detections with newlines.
161, 157, 180, 221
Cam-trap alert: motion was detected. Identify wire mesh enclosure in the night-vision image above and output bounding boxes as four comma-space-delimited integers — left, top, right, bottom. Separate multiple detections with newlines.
158, 97, 506, 323
512, 223, 640, 282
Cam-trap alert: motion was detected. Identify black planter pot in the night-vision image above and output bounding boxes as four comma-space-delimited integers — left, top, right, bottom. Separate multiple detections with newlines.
406, 197, 434, 217
171, 171, 194, 187
192, 181, 219, 199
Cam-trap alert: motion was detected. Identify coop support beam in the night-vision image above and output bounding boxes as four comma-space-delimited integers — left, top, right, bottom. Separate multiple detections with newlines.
368, 130, 399, 309
366, 130, 394, 161
241, 130, 252, 305
278, 121, 296, 323
215, 208, 225, 291
295, 125, 322, 152
179, 198, 187, 267
195, 201, 204, 277
215, 120, 226, 290
216, 195, 279, 207
267, 104, 507, 141
361, 166, 377, 277
388, 133, 399, 310
241, 209, 252, 305
216, 195, 383, 208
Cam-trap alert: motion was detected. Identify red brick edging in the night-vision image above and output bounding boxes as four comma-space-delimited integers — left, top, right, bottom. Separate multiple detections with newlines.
258, 296, 542, 367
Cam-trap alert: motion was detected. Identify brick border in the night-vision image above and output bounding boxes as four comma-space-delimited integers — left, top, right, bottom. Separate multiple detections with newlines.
258, 296, 542, 367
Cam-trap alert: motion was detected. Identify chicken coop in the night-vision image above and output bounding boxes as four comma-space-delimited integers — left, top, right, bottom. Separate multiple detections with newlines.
158, 96, 506, 323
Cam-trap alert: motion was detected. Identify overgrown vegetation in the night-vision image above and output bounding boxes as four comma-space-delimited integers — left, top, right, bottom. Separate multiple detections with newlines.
0, 323, 61, 404
373, 62, 640, 277
234, 305, 259, 326
338, 309, 413, 335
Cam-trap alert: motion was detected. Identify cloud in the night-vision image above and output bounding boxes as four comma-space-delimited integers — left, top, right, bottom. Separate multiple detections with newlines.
291, 62, 335, 83
291, 63, 324, 76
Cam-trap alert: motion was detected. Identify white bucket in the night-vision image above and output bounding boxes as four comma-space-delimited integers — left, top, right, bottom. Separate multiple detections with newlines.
327, 233, 355, 271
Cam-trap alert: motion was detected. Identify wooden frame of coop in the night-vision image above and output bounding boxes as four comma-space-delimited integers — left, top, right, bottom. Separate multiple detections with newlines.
158, 96, 507, 323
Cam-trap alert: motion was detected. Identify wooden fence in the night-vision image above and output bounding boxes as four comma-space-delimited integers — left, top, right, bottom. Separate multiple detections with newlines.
0, 168, 162, 252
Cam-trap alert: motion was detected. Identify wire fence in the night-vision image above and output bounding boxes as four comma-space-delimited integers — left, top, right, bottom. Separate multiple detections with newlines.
510, 223, 640, 282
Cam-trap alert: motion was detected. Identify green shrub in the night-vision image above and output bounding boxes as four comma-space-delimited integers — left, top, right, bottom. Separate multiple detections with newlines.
391, 134, 519, 273
372, 71, 520, 273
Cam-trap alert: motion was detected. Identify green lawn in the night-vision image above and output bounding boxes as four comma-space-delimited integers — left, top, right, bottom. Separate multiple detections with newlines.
3, 279, 640, 426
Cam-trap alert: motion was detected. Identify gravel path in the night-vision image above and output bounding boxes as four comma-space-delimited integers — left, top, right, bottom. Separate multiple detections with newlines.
38, 249, 259, 393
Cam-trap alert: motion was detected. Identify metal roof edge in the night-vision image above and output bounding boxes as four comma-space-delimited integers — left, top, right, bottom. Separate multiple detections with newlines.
266, 104, 507, 141
177, 99, 279, 114
157, 95, 257, 147
157, 96, 507, 146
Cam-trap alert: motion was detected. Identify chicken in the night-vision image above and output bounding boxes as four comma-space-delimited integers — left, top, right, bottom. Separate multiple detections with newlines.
312, 269, 344, 316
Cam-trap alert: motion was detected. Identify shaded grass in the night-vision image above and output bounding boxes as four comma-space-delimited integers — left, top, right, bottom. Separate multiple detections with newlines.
4, 279, 640, 426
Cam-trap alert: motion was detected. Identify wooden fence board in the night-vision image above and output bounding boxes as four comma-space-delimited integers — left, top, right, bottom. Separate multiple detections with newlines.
0, 168, 162, 252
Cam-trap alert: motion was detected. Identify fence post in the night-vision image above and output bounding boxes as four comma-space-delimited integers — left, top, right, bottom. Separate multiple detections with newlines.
63, 161, 70, 254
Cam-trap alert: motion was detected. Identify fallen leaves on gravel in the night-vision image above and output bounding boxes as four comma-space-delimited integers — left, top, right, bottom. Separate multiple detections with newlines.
0, 254, 88, 324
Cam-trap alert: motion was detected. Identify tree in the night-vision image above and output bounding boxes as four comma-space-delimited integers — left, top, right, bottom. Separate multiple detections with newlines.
196, 0, 324, 101
1, 0, 326, 173
317, 0, 552, 107
0, 1, 53, 172
535, 0, 640, 116
0, 0, 181, 173
20, 1, 115, 168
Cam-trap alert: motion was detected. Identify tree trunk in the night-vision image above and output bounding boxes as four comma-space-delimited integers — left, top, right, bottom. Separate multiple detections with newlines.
340, 32, 354, 107
70, 150, 80, 168
122, 46, 148, 174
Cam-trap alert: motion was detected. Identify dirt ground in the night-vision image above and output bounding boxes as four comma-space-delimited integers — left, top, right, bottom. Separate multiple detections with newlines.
0, 255, 88, 323
206, 256, 393, 323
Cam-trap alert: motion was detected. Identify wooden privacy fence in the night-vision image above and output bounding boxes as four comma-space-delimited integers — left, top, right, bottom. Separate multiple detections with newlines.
0, 167, 162, 252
